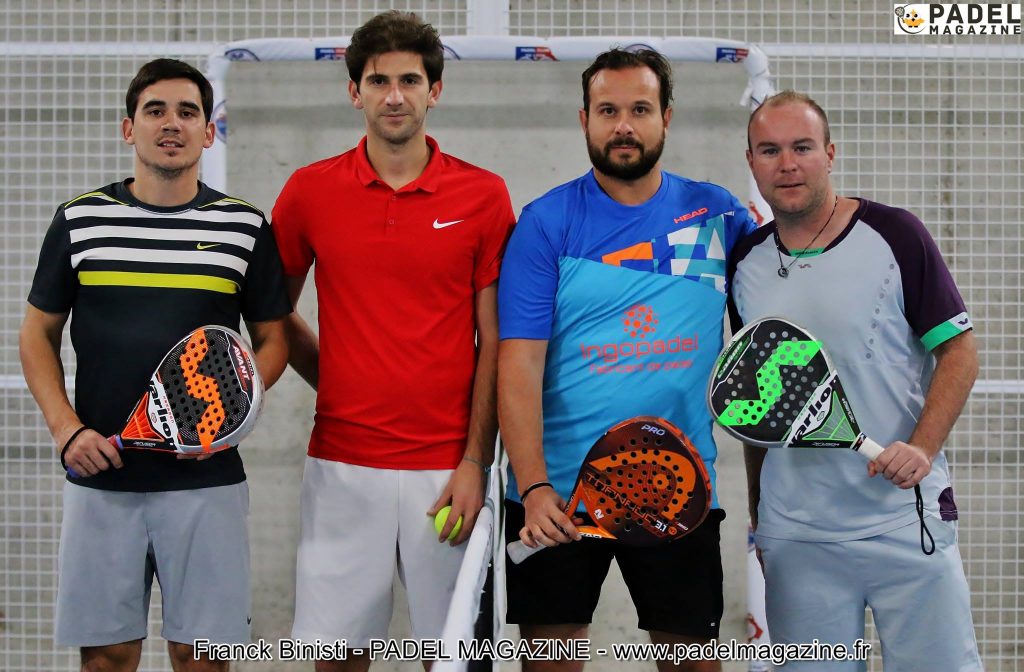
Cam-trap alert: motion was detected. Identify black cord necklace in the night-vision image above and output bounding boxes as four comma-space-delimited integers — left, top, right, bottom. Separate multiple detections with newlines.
775, 196, 839, 278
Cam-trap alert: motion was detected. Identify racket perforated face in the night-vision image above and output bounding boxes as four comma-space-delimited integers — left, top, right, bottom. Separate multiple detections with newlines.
159, 327, 256, 450
708, 318, 832, 446
115, 326, 263, 454
578, 417, 710, 546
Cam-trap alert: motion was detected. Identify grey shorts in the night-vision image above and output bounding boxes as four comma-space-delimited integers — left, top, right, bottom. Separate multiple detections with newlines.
55, 481, 251, 647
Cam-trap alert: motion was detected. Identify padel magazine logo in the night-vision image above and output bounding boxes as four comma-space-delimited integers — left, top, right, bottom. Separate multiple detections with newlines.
894, 4, 1022, 35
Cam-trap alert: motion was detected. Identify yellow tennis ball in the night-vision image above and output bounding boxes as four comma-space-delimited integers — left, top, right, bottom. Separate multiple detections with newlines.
434, 505, 463, 541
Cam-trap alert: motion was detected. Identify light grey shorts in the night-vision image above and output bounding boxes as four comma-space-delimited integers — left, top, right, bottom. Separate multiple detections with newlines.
756, 519, 982, 671
55, 481, 251, 647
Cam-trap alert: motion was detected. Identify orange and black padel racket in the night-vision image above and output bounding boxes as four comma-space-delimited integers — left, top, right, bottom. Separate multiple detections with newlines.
67, 326, 263, 477
507, 416, 711, 564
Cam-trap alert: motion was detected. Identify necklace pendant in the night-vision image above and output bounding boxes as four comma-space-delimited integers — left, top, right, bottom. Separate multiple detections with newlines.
778, 267, 789, 278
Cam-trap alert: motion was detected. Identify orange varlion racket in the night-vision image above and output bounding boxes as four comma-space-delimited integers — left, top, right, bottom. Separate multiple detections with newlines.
507, 417, 711, 564
67, 326, 263, 477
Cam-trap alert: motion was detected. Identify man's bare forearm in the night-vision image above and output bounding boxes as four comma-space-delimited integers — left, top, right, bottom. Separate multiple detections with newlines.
909, 330, 978, 457
19, 305, 81, 446
463, 285, 499, 465
744, 444, 767, 529
248, 317, 289, 389
498, 339, 549, 491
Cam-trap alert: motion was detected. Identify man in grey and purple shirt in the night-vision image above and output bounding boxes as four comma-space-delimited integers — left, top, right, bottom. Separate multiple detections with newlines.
729, 91, 982, 671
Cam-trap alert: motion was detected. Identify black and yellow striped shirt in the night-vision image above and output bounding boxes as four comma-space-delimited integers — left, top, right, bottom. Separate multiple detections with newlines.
29, 179, 291, 492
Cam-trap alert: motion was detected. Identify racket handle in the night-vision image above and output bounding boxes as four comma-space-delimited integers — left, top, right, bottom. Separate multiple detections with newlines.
66, 435, 122, 479
507, 540, 544, 565
856, 436, 885, 461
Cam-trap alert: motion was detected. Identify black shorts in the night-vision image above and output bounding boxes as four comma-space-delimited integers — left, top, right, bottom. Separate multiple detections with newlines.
504, 500, 725, 639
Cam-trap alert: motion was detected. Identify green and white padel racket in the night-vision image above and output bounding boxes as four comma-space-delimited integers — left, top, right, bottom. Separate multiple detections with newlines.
707, 317, 883, 460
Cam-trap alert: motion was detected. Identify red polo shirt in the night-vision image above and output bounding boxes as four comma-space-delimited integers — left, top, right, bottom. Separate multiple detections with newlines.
272, 136, 515, 469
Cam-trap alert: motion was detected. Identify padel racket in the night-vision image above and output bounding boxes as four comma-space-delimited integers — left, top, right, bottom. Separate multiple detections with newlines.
707, 317, 883, 459
67, 325, 263, 477
507, 416, 711, 564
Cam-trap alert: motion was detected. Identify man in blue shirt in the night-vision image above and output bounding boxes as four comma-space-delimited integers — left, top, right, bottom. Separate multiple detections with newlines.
498, 48, 755, 671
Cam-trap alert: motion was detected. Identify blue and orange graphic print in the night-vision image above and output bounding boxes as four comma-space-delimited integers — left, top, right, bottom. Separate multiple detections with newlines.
499, 171, 756, 508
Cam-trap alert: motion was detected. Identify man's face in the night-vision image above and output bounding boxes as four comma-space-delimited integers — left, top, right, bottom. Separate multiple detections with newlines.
349, 51, 441, 146
746, 102, 835, 219
580, 66, 671, 181
122, 78, 213, 180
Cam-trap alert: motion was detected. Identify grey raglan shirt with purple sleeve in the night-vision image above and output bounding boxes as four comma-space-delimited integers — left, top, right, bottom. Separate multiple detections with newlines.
727, 199, 972, 541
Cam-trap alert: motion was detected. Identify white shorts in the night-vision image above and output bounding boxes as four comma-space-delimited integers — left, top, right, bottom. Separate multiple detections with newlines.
756, 519, 982, 671
291, 457, 466, 646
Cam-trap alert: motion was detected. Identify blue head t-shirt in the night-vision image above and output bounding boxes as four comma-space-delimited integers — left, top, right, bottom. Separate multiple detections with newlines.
499, 170, 756, 509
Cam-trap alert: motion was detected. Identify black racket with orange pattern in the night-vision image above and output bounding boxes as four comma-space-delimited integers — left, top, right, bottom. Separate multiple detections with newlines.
507, 416, 711, 564
67, 326, 263, 477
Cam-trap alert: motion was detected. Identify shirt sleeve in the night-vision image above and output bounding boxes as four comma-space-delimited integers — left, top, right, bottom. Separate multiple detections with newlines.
497, 207, 561, 340
241, 219, 294, 322
474, 177, 516, 291
270, 171, 315, 277
868, 206, 971, 351
27, 206, 77, 314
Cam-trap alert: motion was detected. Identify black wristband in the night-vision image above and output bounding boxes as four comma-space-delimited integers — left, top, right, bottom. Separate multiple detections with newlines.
60, 426, 88, 471
520, 480, 553, 503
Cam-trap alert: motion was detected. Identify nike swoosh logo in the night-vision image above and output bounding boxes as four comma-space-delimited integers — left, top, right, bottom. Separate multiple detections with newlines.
432, 219, 464, 229
196, 243, 221, 250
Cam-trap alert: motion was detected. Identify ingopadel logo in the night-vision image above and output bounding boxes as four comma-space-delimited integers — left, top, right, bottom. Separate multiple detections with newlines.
581, 305, 698, 364
623, 304, 658, 339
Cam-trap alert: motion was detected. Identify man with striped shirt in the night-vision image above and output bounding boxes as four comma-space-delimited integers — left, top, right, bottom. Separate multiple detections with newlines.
20, 59, 290, 672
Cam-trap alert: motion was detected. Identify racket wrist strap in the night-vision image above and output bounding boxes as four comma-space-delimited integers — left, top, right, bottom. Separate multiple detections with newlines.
520, 480, 553, 503
60, 425, 88, 470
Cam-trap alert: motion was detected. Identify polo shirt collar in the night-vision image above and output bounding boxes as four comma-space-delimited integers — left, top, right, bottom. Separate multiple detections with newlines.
353, 135, 443, 194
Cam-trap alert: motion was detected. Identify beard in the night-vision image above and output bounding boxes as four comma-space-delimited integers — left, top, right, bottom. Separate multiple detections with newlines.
138, 152, 199, 181
586, 131, 665, 181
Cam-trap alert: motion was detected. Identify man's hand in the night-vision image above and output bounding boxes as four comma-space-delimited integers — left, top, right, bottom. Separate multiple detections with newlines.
427, 460, 487, 546
176, 451, 216, 461
519, 486, 581, 549
63, 427, 123, 476
868, 441, 933, 489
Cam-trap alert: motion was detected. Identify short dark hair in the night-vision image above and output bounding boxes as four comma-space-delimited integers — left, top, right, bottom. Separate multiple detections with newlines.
581, 48, 673, 115
346, 11, 444, 88
747, 90, 831, 149
126, 58, 214, 121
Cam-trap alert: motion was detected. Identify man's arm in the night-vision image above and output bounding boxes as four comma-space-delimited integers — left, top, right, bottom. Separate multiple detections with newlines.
744, 443, 767, 531
245, 317, 289, 389
19, 304, 123, 476
498, 338, 580, 549
428, 284, 498, 545
870, 329, 979, 488
282, 275, 319, 390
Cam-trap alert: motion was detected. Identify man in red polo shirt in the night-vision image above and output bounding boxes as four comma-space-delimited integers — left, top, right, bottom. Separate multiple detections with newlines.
271, 11, 514, 670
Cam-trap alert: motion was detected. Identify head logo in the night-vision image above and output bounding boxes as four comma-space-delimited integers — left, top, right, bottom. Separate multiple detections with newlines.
673, 207, 709, 225
894, 5, 927, 33
623, 305, 658, 339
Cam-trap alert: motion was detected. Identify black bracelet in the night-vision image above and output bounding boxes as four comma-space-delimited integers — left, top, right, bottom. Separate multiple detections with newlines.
60, 426, 88, 471
520, 480, 553, 503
